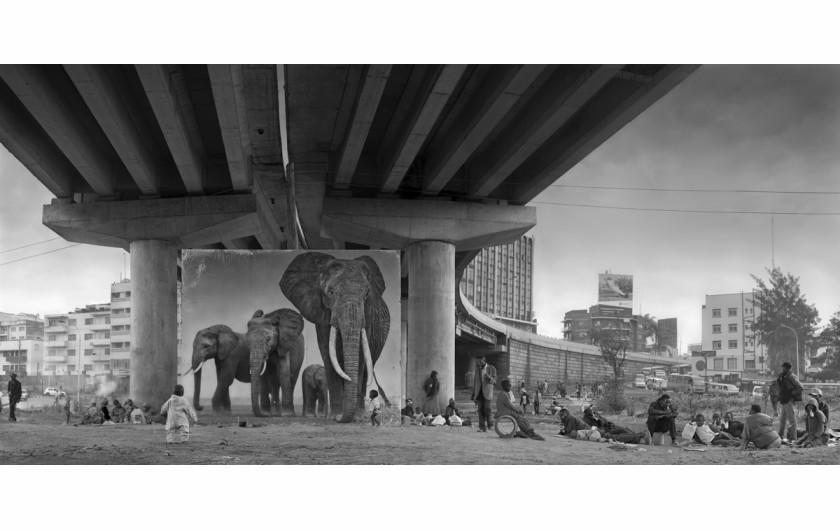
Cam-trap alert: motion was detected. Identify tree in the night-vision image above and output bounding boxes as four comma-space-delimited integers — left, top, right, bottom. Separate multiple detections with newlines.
750, 267, 820, 373
592, 328, 630, 380
637, 313, 659, 354
817, 309, 840, 372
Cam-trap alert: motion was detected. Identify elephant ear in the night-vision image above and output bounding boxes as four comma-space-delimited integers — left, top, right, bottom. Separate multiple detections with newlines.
354, 255, 387, 299
265, 308, 305, 345
280, 252, 335, 325
209, 324, 238, 362
364, 292, 391, 365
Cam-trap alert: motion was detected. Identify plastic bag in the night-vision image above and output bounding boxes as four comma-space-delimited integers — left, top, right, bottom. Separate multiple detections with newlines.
431, 414, 446, 426
576, 429, 601, 442
449, 414, 463, 426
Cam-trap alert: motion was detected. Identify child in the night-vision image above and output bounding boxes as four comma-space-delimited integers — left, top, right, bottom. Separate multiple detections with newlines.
160, 384, 198, 443
369, 389, 381, 427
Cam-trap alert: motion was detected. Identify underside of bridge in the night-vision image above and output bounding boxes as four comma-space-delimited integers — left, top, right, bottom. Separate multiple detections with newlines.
0, 64, 697, 410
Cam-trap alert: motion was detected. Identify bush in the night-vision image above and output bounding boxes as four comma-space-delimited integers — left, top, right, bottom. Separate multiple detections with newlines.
668, 392, 759, 421
594, 377, 627, 413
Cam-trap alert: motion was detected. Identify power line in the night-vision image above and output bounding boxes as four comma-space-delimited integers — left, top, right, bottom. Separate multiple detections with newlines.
530, 200, 840, 216
0, 243, 82, 266
0, 237, 62, 254
547, 184, 840, 195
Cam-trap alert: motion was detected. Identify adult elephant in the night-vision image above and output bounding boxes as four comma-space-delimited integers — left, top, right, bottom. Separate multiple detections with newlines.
246, 308, 305, 417
186, 324, 266, 412
280, 252, 390, 423
301, 364, 328, 417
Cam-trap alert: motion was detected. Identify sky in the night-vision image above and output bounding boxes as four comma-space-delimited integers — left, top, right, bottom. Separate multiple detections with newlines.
2, 65, 840, 350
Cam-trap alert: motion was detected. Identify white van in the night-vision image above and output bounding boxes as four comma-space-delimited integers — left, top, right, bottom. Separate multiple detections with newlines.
669, 374, 705, 394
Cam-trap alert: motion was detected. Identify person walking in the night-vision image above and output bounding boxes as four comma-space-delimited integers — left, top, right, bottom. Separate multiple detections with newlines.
768, 380, 780, 417
7, 373, 22, 421
422, 370, 440, 415
575, 383, 582, 400
470, 355, 497, 432
160, 384, 198, 443
776, 361, 803, 441
533, 386, 541, 415
519, 389, 530, 415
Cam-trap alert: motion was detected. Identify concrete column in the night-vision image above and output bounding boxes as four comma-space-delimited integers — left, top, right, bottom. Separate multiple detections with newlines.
130, 240, 178, 409
407, 240, 455, 414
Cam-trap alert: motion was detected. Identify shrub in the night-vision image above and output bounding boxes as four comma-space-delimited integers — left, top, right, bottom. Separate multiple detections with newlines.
594, 377, 627, 413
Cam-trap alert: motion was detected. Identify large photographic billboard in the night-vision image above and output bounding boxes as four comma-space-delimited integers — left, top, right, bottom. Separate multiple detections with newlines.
598, 273, 633, 307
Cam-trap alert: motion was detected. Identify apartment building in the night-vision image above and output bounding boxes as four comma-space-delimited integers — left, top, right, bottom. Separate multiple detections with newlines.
0, 313, 45, 376
563, 305, 648, 352
44, 303, 112, 380
698, 292, 768, 381
459, 234, 536, 332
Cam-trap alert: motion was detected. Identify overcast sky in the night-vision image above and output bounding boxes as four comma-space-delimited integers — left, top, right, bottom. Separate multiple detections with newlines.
2, 65, 839, 348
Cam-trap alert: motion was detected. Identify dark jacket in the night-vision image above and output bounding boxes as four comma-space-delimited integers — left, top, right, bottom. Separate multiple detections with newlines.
423, 376, 439, 398
816, 400, 829, 424
722, 420, 744, 438
560, 414, 591, 438
7, 378, 22, 400
777, 372, 803, 404
495, 391, 523, 420
583, 408, 616, 432
401, 405, 414, 417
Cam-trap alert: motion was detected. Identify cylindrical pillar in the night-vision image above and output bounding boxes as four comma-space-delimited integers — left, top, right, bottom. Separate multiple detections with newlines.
406, 240, 455, 414
130, 240, 178, 409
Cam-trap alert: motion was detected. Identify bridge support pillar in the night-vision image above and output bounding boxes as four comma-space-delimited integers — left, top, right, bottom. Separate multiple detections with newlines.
129, 239, 178, 409
406, 240, 455, 414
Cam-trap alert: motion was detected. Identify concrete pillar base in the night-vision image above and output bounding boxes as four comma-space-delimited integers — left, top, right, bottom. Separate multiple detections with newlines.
406, 240, 455, 414
129, 240, 178, 409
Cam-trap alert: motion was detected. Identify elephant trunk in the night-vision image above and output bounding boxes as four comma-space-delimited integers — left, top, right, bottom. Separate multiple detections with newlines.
337, 325, 361, 423
193, 371, 204, 411
251, 359, 267, 417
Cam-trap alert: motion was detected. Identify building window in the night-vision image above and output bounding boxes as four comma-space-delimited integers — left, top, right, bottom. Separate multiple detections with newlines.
728, 340, 738, 349
84, 333, 92, 340
49, 334, 57, 341
68, 319, 76, 326
84, 364, 93, 372
68, 334, 76, 341
729, 324, 738, 333
713, 358, 724, 370
712, 341, 722, 350
727, 357, 737, 370
728, 308, 737, 317
67, 349, 75, 357
712, 309, 721, 318
84, 349, 94, 355
713, 325, 721, 334
745, 359, 756, 370
85, 318, 93, 325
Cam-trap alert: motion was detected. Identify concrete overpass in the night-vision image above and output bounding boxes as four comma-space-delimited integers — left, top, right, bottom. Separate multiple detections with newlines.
0, 64, 698, 410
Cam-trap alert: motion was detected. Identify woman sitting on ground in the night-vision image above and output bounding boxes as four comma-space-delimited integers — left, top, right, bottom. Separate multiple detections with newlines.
793, 398, 828, 448
111, 399, 126, 423
740, 404, 781, 450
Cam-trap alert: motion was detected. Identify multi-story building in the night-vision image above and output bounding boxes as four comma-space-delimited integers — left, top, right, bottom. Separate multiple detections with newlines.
109, 279, 132, 377
0, 313, 45, 376
44, 304, 112, 380
698, 292, 767, 382
563, 305, 647, 352
460, 234, 536, 333
657, 318, 678, 357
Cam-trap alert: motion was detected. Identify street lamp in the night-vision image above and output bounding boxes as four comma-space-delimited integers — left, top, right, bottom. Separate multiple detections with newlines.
778, 323, 799, 377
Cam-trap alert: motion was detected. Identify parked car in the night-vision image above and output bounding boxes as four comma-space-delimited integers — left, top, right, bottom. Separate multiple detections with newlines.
43, 387, 66, 398
634, 375, 647, 388
706, 382, 739, 395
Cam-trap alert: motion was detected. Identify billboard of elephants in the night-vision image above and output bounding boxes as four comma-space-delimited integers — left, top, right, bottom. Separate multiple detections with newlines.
180, 249, 402, 422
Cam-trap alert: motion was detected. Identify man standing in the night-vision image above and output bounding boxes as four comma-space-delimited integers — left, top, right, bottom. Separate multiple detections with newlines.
471, 355, 497, 432
776, 361, 803, 441
7, 373, 22, 421
422, 370, 440, 415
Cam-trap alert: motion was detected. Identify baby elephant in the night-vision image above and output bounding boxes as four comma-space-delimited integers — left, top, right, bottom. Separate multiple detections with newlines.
302, 364, 329, 417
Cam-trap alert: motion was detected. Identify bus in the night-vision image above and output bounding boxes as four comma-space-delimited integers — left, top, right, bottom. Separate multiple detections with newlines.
669, 364, 692, 375
668, 374, 705, 394
641, 366, 666, 377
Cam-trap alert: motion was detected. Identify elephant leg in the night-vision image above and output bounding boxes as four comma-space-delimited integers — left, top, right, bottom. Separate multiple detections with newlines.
301, 386, 310, 417
221, 385, 232, 411
211, 385, 224, 411
279, 353, 295, 416
259, 372, 272, 412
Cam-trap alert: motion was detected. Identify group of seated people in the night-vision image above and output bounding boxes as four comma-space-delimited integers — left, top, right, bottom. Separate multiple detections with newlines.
79, 397, 164, 425
400, 397, 465, 426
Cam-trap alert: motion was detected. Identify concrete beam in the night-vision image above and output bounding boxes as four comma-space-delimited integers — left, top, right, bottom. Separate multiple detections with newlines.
321, 197, 536, 251
0, 80, 76, 197
178, 211, 261, 248
253, 173, 293, 249
511, 65, 700, 203
208, 64, 252, 192
380, 65, 467, 193
333, 65, 392, 189
0, 65, 115, 197
64, 65, 159, 195
42, 195, 259, 248
135, 65, 205, 194
422, 65, 546, 194
468, 65, 622, 197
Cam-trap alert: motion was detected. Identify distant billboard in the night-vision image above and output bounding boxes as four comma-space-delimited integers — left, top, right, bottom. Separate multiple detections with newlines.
598, 273, 633, 306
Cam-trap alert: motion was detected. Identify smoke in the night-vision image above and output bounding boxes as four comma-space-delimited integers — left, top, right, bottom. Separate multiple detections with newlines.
97, 380, 118, 396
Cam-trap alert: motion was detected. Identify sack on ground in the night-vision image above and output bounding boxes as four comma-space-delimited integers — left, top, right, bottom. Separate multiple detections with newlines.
431, 415, 446, 426
575, 429, 601, 442
681, 422, 697, 441
449, 414, 463, 426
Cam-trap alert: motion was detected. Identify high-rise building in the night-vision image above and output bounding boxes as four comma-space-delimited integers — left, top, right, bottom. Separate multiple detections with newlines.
563, 305, 647, 352
460, 234, 535, 332
698, 292, 767, 381
658, 318, 678, 356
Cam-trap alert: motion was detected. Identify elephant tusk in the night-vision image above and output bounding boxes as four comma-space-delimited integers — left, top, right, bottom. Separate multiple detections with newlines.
361, 328, 374, 388
329, 326, 352, 382
259, 360, 267, 377
193, 360, 207, 374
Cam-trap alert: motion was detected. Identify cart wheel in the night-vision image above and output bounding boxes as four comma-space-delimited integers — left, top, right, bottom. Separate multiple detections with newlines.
495, 415, 518, 438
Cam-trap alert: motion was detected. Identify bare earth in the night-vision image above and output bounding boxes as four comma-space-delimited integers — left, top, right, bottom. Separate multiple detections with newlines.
2, 396, 838, 465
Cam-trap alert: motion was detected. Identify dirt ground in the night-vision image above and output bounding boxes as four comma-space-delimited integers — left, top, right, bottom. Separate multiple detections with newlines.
2, 396, 838, 465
